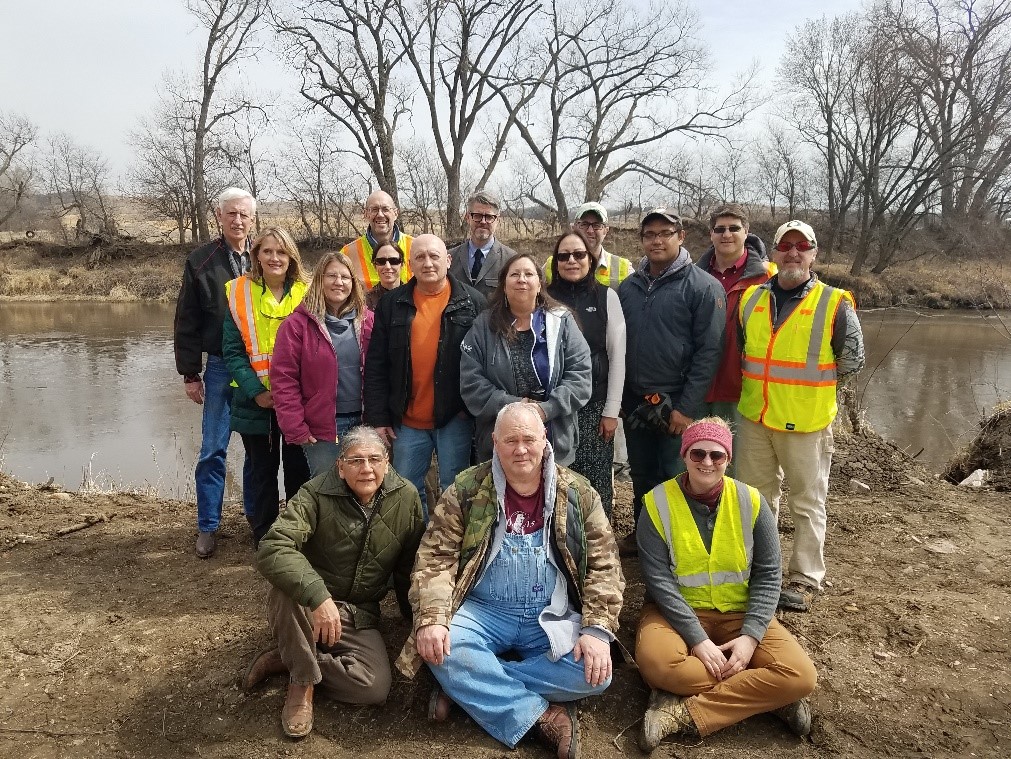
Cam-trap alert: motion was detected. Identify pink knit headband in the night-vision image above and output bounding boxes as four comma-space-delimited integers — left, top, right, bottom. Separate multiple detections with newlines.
680, 421, 733, 461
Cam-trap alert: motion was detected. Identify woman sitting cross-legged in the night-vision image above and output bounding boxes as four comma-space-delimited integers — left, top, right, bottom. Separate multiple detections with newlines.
635, 416, 817, 752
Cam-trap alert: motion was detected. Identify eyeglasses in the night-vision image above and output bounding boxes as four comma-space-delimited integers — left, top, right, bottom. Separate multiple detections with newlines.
642, 230, 680, 242
575, 221, 606, 232
323, 273, 353, 283
556, 251, 588, 262
712, 225, 743, 234
469, 212, 499, 223
342, 454, 388, 467
688, 448, 728, 465
374, 257, 402, 267
366, 205, 396, 214
774, 240, 817, 252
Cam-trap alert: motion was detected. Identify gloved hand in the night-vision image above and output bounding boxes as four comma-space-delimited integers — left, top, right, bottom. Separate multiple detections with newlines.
626, 393, 674, 433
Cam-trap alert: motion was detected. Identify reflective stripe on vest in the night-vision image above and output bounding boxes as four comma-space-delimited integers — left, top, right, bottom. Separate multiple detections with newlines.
344, 235, 413, 289
644, 477, 761, 613
738, 281, 853, 432
226, 276, 306, 387
597, 253, 630, 290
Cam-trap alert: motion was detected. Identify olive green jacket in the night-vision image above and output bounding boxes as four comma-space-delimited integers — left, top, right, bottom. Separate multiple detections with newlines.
256, 467, 424, 629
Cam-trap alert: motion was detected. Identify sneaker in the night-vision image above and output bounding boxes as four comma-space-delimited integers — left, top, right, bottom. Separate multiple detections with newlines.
617, 533, 639, 557
531, 702, 579, 759
639, 689, 699, 753
195, 530, 217, 558
773, 698, 812, 736
778, 581, 817, 612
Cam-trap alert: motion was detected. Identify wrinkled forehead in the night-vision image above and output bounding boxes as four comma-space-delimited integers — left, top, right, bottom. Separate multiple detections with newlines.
343, 443, 386, 460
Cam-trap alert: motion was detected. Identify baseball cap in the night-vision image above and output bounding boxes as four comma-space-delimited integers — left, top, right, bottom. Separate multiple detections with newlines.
573, 202, 608, 224
640, 207, 683, 230
774, 220, 818, 246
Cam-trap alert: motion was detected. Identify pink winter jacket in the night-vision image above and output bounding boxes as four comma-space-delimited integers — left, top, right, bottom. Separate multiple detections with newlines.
270, 304, 374, 445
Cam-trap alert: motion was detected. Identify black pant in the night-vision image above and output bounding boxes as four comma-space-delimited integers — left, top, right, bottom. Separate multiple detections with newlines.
240, 413, 310, 546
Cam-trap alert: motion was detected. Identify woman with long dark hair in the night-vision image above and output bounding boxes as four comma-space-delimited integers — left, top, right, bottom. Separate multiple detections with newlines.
460, 252, 591, 465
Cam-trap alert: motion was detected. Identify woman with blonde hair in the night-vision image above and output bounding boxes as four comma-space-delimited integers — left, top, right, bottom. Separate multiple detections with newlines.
223, 227, 311, 545
271, 250, 374, 477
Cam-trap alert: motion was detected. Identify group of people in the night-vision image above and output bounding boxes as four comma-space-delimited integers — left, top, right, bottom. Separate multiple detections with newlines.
173, 186, 865, 755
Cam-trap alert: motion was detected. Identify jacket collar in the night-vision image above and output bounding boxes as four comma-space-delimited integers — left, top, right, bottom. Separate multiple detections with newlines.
632, 247, 691, 285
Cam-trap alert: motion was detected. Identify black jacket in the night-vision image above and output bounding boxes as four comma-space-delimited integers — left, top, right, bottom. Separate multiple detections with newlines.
364, 274, 487, 429
173, 237, 242, 376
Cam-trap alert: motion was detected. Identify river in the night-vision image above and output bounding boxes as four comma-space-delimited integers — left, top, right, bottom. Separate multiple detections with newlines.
1, 302, 1008, 497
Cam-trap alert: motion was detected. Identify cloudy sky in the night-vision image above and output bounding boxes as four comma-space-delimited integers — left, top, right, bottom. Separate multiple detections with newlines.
1, 0, 864, 174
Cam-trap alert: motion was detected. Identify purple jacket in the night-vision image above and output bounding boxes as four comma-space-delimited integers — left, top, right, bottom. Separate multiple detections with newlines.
270, 304, 374, 445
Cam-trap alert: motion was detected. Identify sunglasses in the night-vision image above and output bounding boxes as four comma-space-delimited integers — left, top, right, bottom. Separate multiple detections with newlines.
374, 257, 402, 267
688, 448, 728, 464
712, 225, 743, 234
556, 251, 588, 262
774, 240, 816, 252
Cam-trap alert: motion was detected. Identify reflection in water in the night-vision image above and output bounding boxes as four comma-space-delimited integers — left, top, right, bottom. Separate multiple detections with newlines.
1, 303, 1009, 495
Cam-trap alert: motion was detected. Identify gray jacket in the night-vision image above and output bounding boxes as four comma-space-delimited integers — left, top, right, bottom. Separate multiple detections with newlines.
448, 238, 518, 298
460, 308, 591, 465
618, 249, 726, 418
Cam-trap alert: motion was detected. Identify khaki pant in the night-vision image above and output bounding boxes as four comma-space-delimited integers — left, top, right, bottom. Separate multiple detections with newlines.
268, 587, 391, 704
636, 604, 816, 736
735, 417, 833, 589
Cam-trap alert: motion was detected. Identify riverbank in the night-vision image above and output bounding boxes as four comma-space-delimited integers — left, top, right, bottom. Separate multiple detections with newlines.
1, 426, 1008, 758
2, 237, 1009, 310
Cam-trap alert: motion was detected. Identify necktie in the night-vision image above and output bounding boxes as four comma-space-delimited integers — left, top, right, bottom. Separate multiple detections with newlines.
471, 249, 484, 281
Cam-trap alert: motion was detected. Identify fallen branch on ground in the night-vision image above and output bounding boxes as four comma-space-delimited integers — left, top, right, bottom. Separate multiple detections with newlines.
54, 513, 110, 536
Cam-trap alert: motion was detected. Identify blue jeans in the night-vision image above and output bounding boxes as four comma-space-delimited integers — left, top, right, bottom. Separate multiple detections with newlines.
625, 423, 685, 526
428, 530, 609, 748
302, 413, 361, 477
391, 414, 474, 520
195, 355, 254, 532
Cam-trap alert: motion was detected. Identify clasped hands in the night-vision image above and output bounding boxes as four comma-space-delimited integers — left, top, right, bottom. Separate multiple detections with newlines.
690, 635, 758, 681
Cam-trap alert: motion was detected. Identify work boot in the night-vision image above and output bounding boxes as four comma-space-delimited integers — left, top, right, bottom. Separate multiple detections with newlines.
639, 689, 700, 753
195, 531, 217, 558
778, 581, 817, 612
617, 533, 638, 558
281, 683, 314, 739
531, 702, 579, 759
241, 647, 287, 691
427, 684, 453, 722
773, 698, 812, 737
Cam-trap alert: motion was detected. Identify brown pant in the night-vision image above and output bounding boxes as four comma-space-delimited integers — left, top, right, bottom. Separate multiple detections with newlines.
268, 587, 391, 704
636, 604, 817, 736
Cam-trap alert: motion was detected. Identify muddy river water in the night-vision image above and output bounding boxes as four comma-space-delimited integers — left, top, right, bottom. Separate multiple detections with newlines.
1, 302, 1008, 497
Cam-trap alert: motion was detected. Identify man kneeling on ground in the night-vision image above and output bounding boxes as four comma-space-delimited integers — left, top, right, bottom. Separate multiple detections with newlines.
243, 426, 424, 739
636, 417, 817, 752
396, 402, 624, 759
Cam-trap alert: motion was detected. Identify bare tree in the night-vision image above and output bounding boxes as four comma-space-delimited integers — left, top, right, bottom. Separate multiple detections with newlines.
0, 112, 37, 229
273, 0, 411, 202
755, 125, 810, 219
186, 0, 266, 242
43, 134, 117, 241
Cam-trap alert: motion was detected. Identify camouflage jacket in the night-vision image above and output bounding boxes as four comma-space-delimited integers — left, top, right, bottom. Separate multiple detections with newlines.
395, 456, 624, 677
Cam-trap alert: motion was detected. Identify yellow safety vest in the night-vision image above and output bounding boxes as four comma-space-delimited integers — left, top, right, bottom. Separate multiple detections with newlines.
644, 477, 761, 613
738, 280, 854, 432
544, 250, 631, 290
225, 276, 307, 389
342, 234, 413, 289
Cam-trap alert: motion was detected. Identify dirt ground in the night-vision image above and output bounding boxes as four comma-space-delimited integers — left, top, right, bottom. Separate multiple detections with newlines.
1, 428, 1009, 759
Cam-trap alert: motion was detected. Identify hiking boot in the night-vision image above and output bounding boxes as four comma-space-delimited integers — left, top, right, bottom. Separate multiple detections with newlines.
617, 533, 639, 558
195, 531, 217, 558
778, 581, 817, 612
428, 685, 453, 722
281, 683, 314, 739
242, 647, 287, 691
773, 698, 812, 737
531, 702, 579, 759
639, 689, 699, 753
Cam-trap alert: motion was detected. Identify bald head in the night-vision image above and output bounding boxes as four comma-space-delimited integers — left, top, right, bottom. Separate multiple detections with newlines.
364, 190, 399, 243
411, 233, 451, 293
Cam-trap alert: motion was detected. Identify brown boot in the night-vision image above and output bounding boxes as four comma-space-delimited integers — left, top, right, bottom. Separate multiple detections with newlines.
281, 683, 314, 739
241, 647, 287, 691
531, 702, 579, 759
428, 685, 453, 722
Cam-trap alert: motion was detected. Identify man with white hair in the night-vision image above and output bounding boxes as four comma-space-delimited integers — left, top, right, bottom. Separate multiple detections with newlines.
396, 402, 624, 759
174, 187, 257, 558
341, 190, 414, 289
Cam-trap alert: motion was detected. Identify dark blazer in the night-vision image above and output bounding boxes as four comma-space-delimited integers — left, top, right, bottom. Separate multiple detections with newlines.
447, 238, 519, 298
363, 274, 487, 429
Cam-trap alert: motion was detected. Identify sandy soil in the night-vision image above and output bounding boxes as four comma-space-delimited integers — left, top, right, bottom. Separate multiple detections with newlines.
1, 428, 1009, 759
